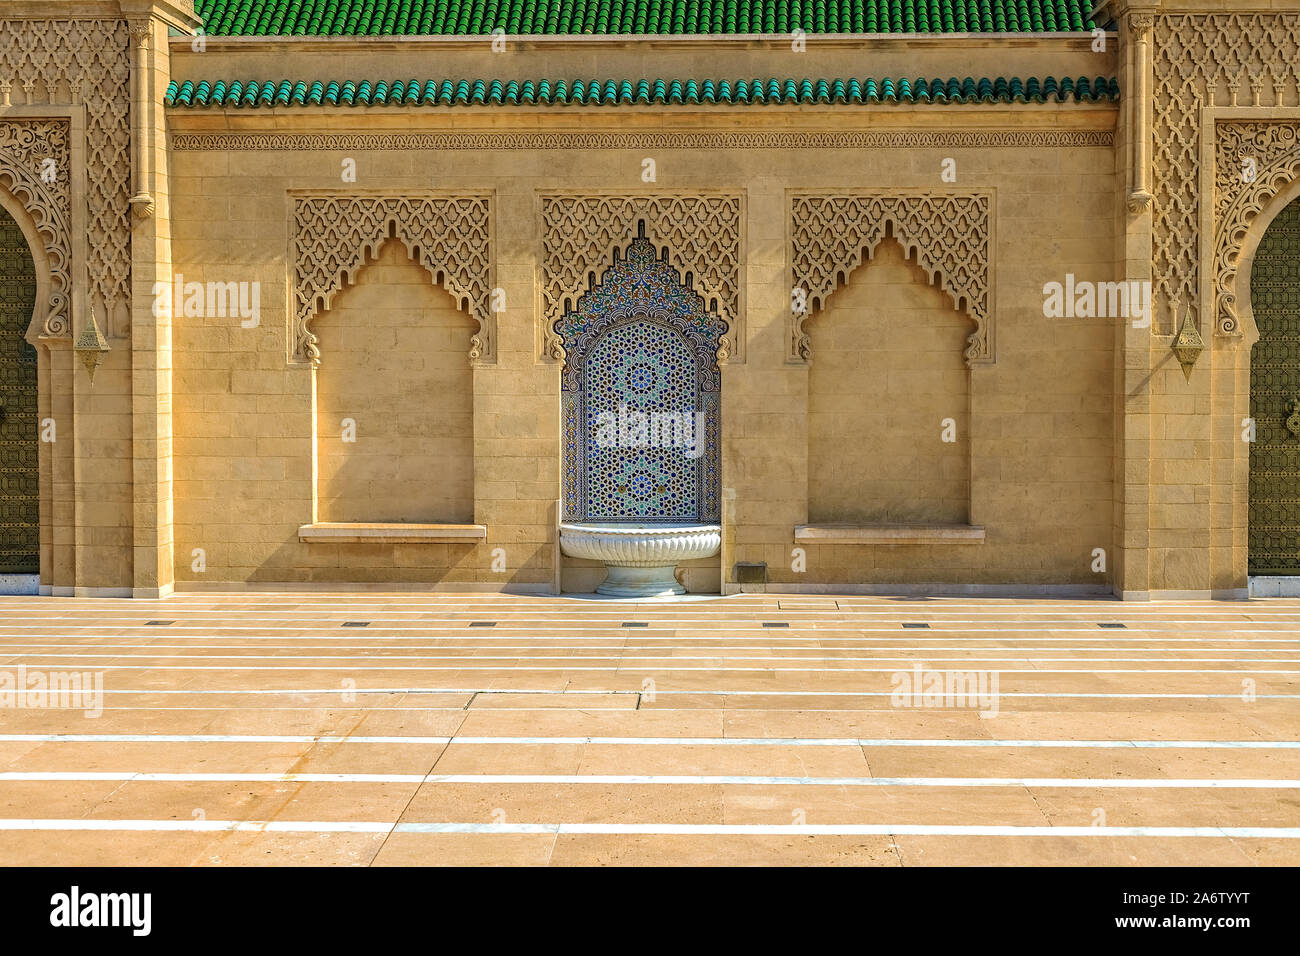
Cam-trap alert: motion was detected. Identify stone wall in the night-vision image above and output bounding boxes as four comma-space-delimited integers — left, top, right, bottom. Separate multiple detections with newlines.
164, 61, 1119, 592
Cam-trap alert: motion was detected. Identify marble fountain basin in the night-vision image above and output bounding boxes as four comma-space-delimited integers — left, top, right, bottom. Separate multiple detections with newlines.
558, 522, 722, 597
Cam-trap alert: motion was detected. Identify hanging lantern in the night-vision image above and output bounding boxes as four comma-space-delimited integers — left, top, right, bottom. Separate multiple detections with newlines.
1172, 304, 1204, 382
74, 308, 110, 383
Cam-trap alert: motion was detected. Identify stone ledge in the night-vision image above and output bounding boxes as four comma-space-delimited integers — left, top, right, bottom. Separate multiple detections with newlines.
297, 522, 487, 544
793, 524, 986, 545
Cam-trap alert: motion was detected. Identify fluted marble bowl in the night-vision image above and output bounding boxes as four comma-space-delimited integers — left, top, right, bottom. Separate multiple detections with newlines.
559, 522, 722, 597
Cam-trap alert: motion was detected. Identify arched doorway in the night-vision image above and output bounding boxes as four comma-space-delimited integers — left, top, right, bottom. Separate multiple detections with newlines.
1249, 196, 1300, 575
0, 204, 38, 577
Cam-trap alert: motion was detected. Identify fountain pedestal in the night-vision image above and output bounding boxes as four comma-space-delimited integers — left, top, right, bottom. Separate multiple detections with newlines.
558, 523, 722, 597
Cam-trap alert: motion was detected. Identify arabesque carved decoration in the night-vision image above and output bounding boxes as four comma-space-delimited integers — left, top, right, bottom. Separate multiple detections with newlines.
540, 195, 742, 362
0, 120, 71, 336
1214, 122, 1300, 337
1152, 12, 1300, 335
292, 195, 493, 365
789, 193, 991, 364
0, 18, 131, 335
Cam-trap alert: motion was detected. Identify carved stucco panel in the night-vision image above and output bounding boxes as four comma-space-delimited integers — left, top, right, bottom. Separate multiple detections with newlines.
0, 18, 131, 334
292, 194, 493, 365
1214, 122, 1300, 337
789, 193, 992, 364
540, 194, 742, 363
0, 119, 70, 336
1151, 12, 1300, 335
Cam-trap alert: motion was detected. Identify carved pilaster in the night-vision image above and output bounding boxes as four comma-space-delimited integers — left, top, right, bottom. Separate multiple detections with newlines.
128, 20, 155, 218
1127, 13, 1155, 214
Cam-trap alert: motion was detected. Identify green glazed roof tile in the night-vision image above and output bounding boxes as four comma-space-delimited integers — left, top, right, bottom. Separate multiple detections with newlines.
165, 75, 1120, 107
192, 1, 1097, 36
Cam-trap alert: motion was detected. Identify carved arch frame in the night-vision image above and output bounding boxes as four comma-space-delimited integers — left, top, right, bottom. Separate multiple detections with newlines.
0, 118, 72, 340
1214, 118, 1300, 343
788, 192, 993, 365
290, 192, 495, 366
539, 193, 744, 364
1205, 113, 1300, 593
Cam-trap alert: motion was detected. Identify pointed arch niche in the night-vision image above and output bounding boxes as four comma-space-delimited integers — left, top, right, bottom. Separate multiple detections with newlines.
556, 223, 726, 526
293, 199, 491, 549
790, 194, 990, 549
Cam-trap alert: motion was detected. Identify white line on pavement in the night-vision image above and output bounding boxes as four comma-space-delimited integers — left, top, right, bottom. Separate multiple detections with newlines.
0, 819, 1297, 837
0, 771, 1297, 787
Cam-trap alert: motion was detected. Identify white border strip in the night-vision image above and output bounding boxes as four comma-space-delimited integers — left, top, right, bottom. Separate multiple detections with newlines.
3, 661, 1295, 674
2, 734, 1297, 748
1, 771, 1296, 788
69, 687, 1300, 699
0, 820, 1295, 838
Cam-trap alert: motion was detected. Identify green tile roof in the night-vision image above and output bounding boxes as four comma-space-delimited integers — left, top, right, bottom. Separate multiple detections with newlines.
192, 1, 1097, 36
166, 75, 1118, 107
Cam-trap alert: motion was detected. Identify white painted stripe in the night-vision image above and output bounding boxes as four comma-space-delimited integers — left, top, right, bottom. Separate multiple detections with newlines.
2, 599, 1296, 613
0, 819, 1296, 837
6, 622, 1300, 634
7, 650, 1300, 663
4, 631, 1300, 644
79, 687, 1300, 699
0, 771, 427, 783
5, 644, 1299, 657
5, 632, 1299, 644
7, 661, 1299, 675
396, 823, 1300, 837
5, 601, 1296, 612
1, 771, 1297, 788
1, 604, 1293, 615
2, 733, 1297, 749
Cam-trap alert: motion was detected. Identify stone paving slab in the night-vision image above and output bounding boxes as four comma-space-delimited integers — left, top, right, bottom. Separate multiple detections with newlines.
0, 592, 1297, 865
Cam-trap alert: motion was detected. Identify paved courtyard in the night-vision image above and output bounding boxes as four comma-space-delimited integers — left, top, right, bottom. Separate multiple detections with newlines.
0, 592, 1297, 866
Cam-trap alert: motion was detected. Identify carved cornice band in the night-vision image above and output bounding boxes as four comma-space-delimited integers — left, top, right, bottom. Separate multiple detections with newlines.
171, 129, 1115, 152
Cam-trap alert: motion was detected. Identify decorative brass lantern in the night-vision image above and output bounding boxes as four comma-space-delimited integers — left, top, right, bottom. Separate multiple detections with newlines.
1171, 304, 1204, 382
74, 308, 110, 383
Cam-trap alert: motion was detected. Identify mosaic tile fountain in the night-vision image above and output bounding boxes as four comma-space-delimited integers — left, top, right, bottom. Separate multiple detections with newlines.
556, 225, 725, 596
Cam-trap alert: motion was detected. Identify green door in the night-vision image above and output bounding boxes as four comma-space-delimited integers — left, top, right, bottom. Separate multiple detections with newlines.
0, 206, 38, 575
1250, 197, 1300, 574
